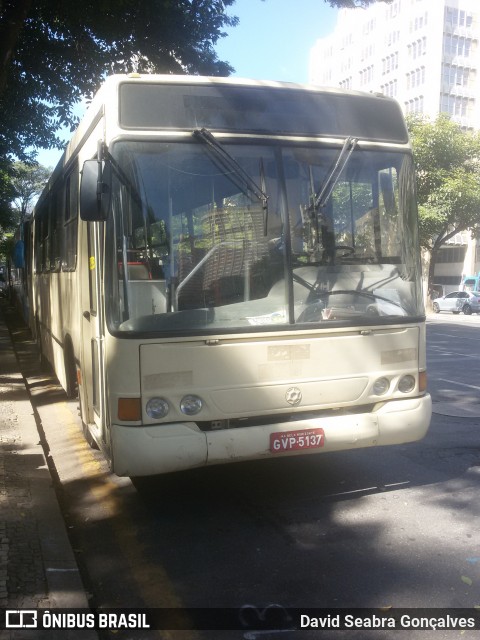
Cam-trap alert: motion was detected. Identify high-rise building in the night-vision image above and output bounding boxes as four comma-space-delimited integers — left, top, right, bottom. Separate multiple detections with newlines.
310, 0, 480, 129
309, 0, 480, 294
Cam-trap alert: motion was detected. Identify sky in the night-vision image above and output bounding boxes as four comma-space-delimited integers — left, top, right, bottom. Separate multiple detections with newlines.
36, 0, 339, 168
216, 0, 338, 83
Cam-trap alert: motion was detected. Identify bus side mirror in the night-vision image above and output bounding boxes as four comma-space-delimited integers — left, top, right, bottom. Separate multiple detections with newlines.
80, 159, 109, 221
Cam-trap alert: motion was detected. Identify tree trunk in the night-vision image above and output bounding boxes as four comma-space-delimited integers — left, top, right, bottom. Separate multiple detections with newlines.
427, 248, 438, 298
421, 248, 431, 310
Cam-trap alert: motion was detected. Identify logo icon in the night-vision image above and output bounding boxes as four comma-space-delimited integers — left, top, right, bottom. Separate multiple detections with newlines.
5, 611, 37, 629
285, 387, 302, 406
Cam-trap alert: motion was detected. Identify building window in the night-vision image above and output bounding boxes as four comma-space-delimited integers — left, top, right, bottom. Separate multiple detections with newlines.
387, 1, 401, 19
405, 96, 424, 114
442, 64, 473, 87
382, 52, 399, 74
386, 30, 400, 46
436, 246, 467, 264
359, 65, 374, 85
361, 42, 375, 61
409, 37, 427, 59
407, 67, 426, 89
363, 18, 376, 36
381, 80, 398, 97
440, 93, 474, 117
341, 58, 352, 73
445, 6, 474, 28
443, 35, 473, 57
411, 12, 428, 32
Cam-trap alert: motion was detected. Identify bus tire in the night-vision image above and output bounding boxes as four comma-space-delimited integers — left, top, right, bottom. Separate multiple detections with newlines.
130, 476, 158, 493
64, 339, 78, 399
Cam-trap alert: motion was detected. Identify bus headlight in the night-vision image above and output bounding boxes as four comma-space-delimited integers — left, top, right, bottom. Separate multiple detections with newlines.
146, 397, 170, 419
398, 374, 416, 393
180, 395, 203, 415
373, 377, 390, 396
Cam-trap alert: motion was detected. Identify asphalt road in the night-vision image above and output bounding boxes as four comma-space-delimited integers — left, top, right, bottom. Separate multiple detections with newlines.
7, 310, 480, 640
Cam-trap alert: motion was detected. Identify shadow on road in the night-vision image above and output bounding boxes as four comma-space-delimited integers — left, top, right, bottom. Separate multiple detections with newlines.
3, 298, 480, 626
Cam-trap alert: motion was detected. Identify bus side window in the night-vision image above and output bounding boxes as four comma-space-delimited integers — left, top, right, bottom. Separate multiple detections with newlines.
35, 205, 49, 273
63, 164, 79, 271
49, 187, 62, 271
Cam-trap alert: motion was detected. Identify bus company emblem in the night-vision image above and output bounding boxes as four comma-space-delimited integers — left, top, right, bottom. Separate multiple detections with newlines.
285, 387, 302, 406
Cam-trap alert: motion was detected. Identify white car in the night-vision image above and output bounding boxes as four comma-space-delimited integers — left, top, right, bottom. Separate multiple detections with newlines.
432, 290, 480, 315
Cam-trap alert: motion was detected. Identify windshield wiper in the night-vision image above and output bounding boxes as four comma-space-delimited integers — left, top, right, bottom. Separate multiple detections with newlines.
309, 136, 358, 216
193, 128, 269, 227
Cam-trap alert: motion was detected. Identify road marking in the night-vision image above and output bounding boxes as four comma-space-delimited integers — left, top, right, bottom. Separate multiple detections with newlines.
436, 378, 480, 391
431, 332, 480, 341
428, 349, 479, 359
322, 481, 410, 500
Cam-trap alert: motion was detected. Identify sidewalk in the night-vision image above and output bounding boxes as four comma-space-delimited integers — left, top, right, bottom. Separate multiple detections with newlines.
0, 300, 95, 638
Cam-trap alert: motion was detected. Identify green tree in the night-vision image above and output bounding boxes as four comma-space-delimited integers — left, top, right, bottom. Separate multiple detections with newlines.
0, 161, 50, 244
0, 160, 17, 235
407, 114, 480, 296
0, 0, 239, 161
11, 161, 51, 222
0, 0, 240, 233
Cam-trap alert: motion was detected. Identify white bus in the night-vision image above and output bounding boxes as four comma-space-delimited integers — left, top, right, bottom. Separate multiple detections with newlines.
30, 74, 431, 480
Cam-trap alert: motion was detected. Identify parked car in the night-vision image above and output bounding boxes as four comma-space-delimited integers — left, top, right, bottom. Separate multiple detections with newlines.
0, 274, 6, 297
432, 290, 480, 315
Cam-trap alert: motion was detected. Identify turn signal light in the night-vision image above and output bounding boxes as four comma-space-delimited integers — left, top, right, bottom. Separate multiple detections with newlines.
419, 370, 427, 393
118, 397, 142, 421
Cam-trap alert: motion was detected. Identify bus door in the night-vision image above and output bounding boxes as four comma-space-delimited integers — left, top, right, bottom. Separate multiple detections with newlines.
81, 221, 107, 446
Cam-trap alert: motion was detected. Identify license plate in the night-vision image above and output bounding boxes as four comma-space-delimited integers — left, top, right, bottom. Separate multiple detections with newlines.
270, 428, 325, 453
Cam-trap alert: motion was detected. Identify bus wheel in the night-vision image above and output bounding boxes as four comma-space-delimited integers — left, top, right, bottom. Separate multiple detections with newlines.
130, 476, 158, 493
64, 341, 78, 399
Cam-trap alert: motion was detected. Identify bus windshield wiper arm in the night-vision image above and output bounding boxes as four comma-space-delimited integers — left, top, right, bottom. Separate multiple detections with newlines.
309, 136, 358, 214
193, 128, 269, 212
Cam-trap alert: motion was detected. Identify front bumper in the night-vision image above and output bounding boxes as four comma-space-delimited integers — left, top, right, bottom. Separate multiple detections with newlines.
112, 394, 432, 477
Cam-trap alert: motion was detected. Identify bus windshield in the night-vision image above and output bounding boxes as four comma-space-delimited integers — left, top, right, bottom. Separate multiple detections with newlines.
106, 139, 423, 335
